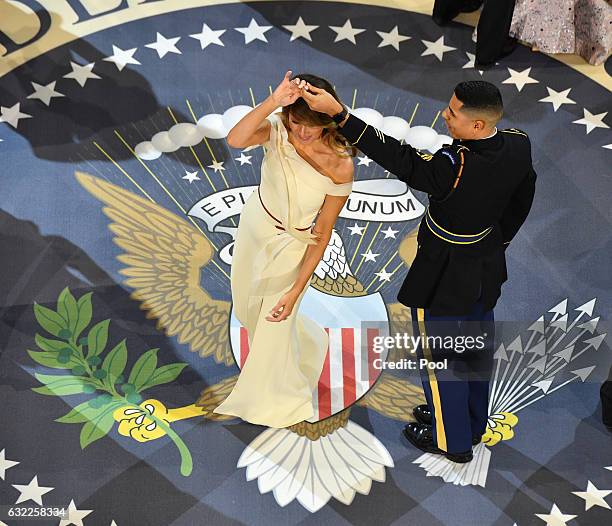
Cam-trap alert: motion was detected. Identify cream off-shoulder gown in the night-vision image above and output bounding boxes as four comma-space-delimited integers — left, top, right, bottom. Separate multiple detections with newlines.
213, 113, 353, 428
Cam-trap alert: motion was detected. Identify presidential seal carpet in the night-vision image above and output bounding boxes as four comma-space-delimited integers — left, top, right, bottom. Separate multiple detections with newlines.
0, 1, 610, 525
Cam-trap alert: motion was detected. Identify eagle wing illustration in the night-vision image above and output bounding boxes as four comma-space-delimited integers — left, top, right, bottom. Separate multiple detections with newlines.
76, 172, 233, 366
357, 299, 425, 421
386, 301, 414, 363
398, 224, 419, 268
311, 229, 366, 296
357, 374, 425, 422
195, 374, 239, 419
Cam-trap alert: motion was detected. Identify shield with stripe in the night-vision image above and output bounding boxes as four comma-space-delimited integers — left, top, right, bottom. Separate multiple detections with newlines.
229, 287, 389, 423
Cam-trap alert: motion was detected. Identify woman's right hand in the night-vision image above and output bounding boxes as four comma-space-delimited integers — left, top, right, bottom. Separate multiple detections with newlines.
271, 70, 302, 107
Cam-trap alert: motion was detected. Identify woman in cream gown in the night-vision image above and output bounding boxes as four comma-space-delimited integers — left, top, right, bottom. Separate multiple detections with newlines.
213, 72, 355, 428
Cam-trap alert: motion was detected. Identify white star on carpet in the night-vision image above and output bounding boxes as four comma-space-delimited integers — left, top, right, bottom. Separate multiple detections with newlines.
375, 269, 392, 282
421, 36, 456, 61
539, 87, 575, 112
361, 250, 379, 262
0, 103, 32, 129
534, 504, 577, 526
462, 52, 483, 75
58, 499, 93, 526
145, 32, 181, 58
329, 19, 366, 44
606, 466, 612, 471
63, 61, 100, 87
0, 449, 19, 480
12, 475, 53, 505
572, 108, 609, 134
103, 45, 140, 71
357, 155, 373, 166
572, 480, 611, 510
382, 226, 399, 239
235, 18, 272, 44
182, 170, 200, 183
283, 17, 319, 42
502, 67, 539, 92
27, 81, 64, 106
603, 144, 612, 150
376, 25, 411, 51
190, 22, 226, 49
347, 222, 365, 236
208, 160, 225, 173
235, 152, 252, 165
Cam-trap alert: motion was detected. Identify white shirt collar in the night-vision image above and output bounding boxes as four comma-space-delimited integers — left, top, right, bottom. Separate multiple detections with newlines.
480, 127, 498, 140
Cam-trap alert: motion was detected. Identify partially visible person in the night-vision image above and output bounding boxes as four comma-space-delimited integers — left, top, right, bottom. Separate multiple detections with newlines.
433, 0, 518, 68
602, 367, 612, 432
510, 0, 612, 65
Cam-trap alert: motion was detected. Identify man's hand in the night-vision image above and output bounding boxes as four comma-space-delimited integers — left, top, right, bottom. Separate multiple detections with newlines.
298, 82, 344, 117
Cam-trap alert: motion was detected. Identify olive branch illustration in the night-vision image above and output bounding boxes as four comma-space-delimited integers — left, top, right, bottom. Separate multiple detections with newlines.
28, 287, 194, 475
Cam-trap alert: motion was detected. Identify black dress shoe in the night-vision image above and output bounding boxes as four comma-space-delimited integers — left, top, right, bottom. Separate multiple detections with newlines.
413, 404, 432, 425
445, 449, 474, 463
473, 60, 496, 70
403, 422, 443, 454
414, 406, 483, 446
475, 37, 518, 69
402, 423, 473, 463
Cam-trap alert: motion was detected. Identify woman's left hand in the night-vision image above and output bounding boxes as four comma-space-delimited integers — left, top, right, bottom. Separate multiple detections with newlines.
266, 290, 300, 322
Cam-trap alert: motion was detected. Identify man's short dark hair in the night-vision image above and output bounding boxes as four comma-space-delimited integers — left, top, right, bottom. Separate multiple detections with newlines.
454, 81, 503, 121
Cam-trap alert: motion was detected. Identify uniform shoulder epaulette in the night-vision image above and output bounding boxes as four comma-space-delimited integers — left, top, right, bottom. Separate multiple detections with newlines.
501, 128, 528, 138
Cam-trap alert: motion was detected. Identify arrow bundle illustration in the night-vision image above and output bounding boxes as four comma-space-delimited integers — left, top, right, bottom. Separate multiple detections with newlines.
489, 298, 605, 416
416, 297, 607, 486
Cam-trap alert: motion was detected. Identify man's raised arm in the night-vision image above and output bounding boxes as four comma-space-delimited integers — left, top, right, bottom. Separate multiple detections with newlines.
300, 83, 457, 198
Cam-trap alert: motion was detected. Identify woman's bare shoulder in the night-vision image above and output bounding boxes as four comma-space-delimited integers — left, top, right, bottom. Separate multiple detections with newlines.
333, 155, 354, 184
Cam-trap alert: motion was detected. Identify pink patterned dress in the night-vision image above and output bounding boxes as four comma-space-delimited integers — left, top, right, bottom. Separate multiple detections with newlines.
510, 0, 612, 65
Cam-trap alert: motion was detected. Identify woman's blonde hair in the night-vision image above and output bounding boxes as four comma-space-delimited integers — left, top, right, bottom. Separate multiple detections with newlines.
280, 73, 356, 158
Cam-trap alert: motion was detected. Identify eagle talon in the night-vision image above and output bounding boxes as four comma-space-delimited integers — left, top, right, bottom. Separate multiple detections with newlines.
114, 399, 174, 442
113, 399, 209, 442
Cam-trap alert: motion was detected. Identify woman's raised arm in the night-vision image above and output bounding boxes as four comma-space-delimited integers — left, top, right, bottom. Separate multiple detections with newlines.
226, 70, 301, 149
